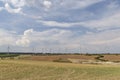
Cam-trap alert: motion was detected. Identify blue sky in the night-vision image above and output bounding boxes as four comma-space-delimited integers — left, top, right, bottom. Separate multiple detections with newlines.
0, 0, 120, 53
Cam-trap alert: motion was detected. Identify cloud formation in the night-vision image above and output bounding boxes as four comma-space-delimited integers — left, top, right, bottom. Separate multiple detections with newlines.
38, 10, 120, 31
5, 3, 22, 14
0, 28, 119, 53
0, 0, 25, 14
43, 0, 52, 10
0, 0, 120, 53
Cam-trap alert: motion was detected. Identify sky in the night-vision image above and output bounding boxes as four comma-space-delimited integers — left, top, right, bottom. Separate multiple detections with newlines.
0, 0, 120, 53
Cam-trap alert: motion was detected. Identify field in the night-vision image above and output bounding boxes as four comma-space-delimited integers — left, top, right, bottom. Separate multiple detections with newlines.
20, 54, 120, 62
20, 55, 96, 61
1, 59, 120, 80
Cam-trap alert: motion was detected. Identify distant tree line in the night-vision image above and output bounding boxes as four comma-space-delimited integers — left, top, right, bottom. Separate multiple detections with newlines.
0, 54, 19, 59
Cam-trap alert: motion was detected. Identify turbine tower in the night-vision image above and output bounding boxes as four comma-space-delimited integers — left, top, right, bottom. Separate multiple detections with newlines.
7, 45, 10, 54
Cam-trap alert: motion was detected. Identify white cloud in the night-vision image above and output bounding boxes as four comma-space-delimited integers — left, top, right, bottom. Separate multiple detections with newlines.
0, 0, 104, 18
15, 28, 73, 47
15, 28, 120, 48
81, 29, 120, 45
38, 10, 120, 30
0, 0, 26, 14
1, 0, 120, 53
43, 0, 52, 10
24, 29, 33, 36
38, 20, 79, 27
89, 38, 120, 45
1, 0, 26, 8
16, 37, 30, 47
0, 29, 16, 46
9, 0, 26, 8
16, 29, 33, 47
5, 3, 22, 14
81, 12, 120, 30
0, 28, 120, 53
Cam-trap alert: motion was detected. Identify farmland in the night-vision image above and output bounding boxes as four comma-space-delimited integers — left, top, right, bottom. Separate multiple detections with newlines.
1, 54, 120, 80
1, 60, 120, 80
19, 54, 120, 62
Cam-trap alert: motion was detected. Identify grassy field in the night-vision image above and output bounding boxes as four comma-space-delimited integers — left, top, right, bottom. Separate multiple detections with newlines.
19, 54, 120, 62
1, 60, 120, 80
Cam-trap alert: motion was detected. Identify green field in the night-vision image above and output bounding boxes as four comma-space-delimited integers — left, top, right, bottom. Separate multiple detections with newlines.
0, 60, 120, 80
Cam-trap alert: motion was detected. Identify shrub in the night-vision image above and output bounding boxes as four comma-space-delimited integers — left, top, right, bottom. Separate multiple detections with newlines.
95, 55, 108, 61
0, 54, 19, 59
53, 58, 72, 63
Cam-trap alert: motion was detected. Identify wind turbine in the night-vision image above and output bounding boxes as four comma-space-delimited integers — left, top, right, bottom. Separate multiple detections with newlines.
7, 45, 10, 54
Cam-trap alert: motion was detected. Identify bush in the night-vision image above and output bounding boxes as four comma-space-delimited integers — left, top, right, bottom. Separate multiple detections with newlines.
0, 54, 19, 59
53, 58, 72, 63
95, 55, 108, 61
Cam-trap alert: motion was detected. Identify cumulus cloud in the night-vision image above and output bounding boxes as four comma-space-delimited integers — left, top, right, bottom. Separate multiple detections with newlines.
43, 0, 52, 10
16, 29, 33, 47
0, 28, 120, 53
24, 29, 33, 36
1, 0, 120, 53
12, 28, 120, 52
15, 28, 73, 47
15, 28, 120, 49
16, 37, 30, 47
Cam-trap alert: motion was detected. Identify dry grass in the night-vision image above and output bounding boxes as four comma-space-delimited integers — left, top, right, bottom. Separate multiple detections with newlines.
20, 55, 97, 61
0, 60, 120, 80
103, 55, 120, 62
20, 54, 120, 62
